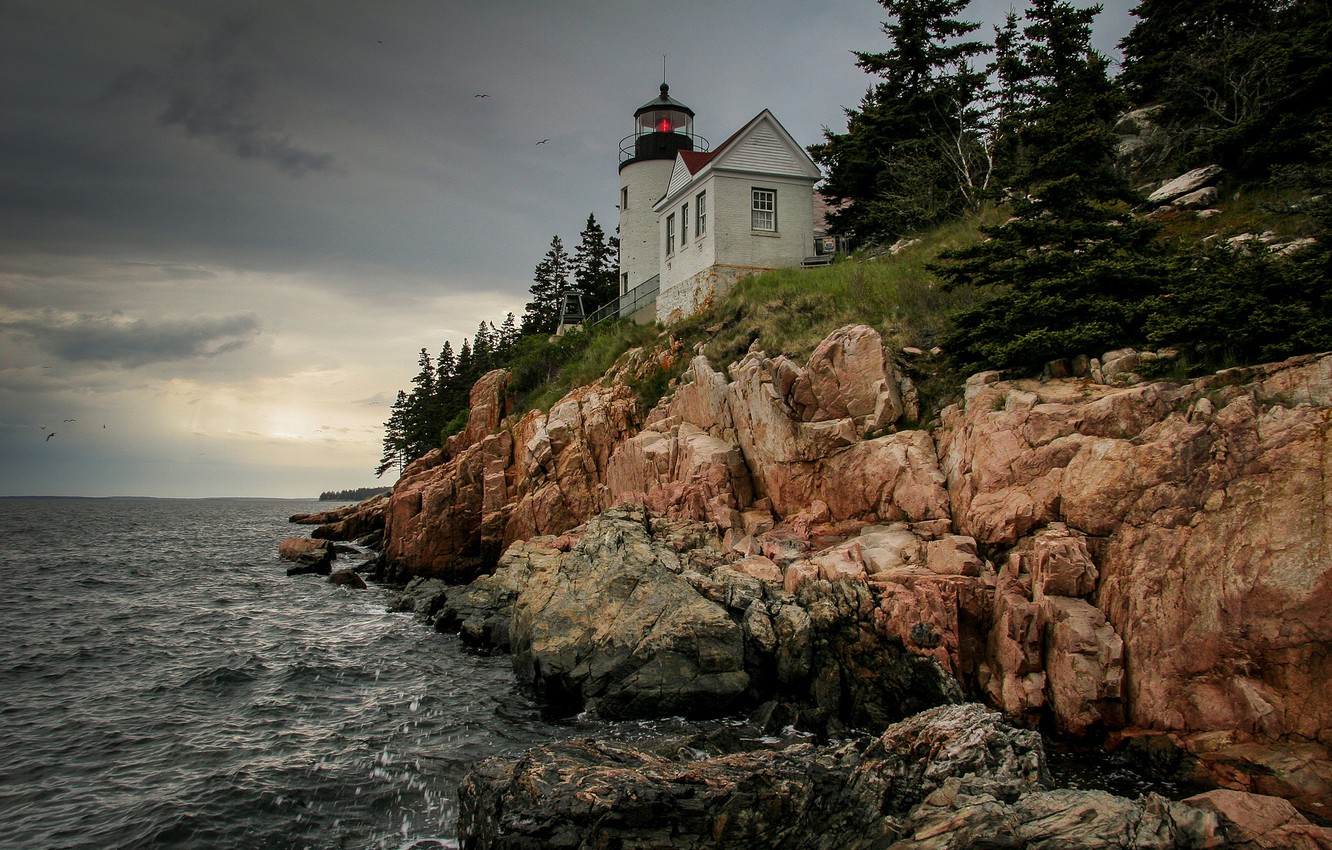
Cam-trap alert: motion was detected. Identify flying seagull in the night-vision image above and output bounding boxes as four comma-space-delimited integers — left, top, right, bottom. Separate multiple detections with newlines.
46, 432, 56, 441
536, 139, 550, 145
474, 94, 489, 98
63, 418, 76, 422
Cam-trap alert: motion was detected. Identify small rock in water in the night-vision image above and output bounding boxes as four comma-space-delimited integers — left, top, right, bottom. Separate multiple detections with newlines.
328, 569, 368, 590
286, 547, 333, 576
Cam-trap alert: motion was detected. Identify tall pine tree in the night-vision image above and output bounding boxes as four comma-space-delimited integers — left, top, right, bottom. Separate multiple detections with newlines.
376, 390, 411, 477
809, 0, 990, 244
522, 235, 572, 335
572, 213, 619, 314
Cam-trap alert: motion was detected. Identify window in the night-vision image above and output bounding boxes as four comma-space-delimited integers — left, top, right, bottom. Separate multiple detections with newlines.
621, 186, 628, 210
666, 213, 676, 254
621, 272, 628, 296
751, 188, 776, 231
696, 191, 706, 235
681, 203, 689, 242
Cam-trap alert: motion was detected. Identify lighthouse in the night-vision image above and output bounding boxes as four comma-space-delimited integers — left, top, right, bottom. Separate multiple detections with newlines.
617, 83, 706, 302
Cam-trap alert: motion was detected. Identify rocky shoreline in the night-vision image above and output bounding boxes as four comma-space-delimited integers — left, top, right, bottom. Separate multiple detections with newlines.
283, 324, 1332, 846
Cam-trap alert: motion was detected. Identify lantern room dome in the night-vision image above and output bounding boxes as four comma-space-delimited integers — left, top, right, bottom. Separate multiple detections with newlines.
620, 83, 708, 169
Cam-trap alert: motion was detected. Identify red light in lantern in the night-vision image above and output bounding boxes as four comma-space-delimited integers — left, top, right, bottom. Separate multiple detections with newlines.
657, 117, 672, 133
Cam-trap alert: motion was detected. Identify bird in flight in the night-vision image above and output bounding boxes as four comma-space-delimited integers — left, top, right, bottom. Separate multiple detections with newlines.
474, 94, 489, 98
63, 418, 76, 422
536, 139, 550, 145
46, 432, 56, 441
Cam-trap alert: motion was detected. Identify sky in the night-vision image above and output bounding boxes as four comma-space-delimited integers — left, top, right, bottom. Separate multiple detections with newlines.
0, 0, 1137, 498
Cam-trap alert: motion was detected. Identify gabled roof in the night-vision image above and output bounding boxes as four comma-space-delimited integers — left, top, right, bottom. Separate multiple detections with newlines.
678, 150, 714, 175
656, 109, 820, 210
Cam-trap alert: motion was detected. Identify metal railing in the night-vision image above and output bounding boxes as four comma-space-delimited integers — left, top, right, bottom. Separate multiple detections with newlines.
618, 133, 710, 163
586, 275, 660, 326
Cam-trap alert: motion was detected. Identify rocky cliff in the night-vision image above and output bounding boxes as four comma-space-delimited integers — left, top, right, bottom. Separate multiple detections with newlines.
312, 324, 1331, 822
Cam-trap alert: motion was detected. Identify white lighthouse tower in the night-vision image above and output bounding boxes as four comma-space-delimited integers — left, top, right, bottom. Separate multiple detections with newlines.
617, 83, 706, 308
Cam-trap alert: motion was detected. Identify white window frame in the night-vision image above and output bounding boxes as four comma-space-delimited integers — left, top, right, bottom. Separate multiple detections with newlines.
696, 191, 706, 236
666, 213, 676, 254
681, 202, 689, 242
752, 188, 776, 231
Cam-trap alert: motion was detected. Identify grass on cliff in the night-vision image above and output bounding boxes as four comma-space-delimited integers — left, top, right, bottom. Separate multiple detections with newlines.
508, 206, 1004, 426
678, 207, 1006, 366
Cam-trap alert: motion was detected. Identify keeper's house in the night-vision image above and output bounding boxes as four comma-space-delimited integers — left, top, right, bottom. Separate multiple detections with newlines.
615, 84, 823, 325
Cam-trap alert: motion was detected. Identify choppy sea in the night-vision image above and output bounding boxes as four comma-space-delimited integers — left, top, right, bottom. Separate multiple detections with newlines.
0, 497, 654, 850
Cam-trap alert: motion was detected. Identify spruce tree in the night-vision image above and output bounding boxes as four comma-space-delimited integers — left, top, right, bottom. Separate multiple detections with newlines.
403, 348, 440, 460
809, 0, 990, 244
522, 235, 571, 335
472, 321, 495, 373
436, 340, 455, 386
936, 0, 1164, 373
572, 214, 619, 314
496, 313, 519, 357
376, 390, 411, 477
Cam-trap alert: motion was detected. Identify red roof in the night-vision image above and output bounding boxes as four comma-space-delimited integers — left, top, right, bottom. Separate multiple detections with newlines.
678, 150, 714, 175
677, 112, 760, 175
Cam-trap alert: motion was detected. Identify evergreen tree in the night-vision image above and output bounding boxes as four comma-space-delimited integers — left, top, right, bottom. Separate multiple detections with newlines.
455, 338, 474, 385
1118, 0, 1332, 175
402, 348, 440, 459
522, 235, 571, 335
473, 321, 494, 372
435, 340, 455, 386
809, 0, 991, 244
496, 312, 519, 358
936, 0, 1164, 373
376, 390, 411, 477
572, 213, 619, 314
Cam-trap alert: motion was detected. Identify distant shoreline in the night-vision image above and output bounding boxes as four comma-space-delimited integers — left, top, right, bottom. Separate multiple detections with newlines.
0, 495, 325, 501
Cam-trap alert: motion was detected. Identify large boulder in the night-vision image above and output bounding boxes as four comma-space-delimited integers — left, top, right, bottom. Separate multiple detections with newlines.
508, 505, 749, 718
1146, 164, 1224, 204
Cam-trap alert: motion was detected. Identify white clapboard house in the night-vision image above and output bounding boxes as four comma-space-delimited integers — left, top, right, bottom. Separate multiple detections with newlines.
614, 84, 823, 325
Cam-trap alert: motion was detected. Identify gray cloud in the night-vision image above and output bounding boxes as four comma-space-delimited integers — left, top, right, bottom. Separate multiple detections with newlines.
1, 311, 261, 368
103, 12, 334, 178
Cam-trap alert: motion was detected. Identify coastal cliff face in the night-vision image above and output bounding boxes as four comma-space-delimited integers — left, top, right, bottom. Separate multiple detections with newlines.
369, 324, 1332, 818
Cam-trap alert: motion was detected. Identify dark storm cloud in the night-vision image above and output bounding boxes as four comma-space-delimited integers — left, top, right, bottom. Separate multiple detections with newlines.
102, 12, 334, 178
1, 311, 261, 368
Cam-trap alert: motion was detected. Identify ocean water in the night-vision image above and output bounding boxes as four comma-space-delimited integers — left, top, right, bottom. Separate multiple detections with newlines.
0, 497, 608, 850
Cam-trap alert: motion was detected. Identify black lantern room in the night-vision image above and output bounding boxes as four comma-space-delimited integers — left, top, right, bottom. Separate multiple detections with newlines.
619, 84, 707, 169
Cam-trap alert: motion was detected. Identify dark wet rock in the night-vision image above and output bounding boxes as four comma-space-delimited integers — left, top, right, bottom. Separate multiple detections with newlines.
388, 577, 453, 622
285, 544, 333, 576
327, 569, 367, 590
458, 703, 1231, 850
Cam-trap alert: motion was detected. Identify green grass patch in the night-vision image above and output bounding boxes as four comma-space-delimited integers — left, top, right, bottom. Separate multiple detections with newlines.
509, 320, 667, 416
